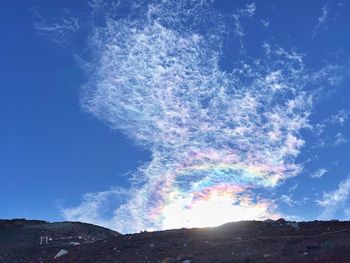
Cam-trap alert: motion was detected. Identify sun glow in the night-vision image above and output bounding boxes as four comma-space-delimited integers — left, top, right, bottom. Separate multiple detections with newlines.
160, 185, 279, 230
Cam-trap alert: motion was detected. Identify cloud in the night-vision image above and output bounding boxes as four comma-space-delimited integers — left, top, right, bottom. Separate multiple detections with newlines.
240, 3, 256, 17
288, 183, 298, 192
317, 110, 349, 130
55, 0, 340, 233
311, 109, 349, 147
329, 110, 349, 126
35, 10, 80, 44
317, 177, 350, 219
312, 4, 329, 38
260, 19, 269, 29
345, 208, 350, 218
310, 168, 328, 178
335, 132, 348, 146
233, 3, 257, 50
318, 5, 329, 23
61, 188, 128, 230
279, 194, 309, 207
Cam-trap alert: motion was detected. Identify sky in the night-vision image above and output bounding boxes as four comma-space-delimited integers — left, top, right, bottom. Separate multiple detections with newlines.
1, 0, 350, 234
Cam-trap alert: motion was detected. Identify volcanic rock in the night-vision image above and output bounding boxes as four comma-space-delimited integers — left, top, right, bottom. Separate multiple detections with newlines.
2, 219, 350, 262
0, 218, 120, 262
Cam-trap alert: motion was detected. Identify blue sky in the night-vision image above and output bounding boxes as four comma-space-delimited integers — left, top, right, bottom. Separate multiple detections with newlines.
1, 0, 350, 233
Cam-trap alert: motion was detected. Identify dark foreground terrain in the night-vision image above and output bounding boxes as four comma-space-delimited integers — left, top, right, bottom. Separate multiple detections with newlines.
1, 218, 350, 262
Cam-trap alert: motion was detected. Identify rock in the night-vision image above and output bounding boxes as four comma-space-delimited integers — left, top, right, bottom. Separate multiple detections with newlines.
54, 249, 68, 259
161, 257, 175, 263
277, 218, 287, 225
288, 221, 300, 230
2, 219, 350, 262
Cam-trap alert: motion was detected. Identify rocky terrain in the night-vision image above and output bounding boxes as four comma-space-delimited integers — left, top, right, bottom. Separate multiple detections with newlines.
0, 219, 120, 262
1, 218, 350, 262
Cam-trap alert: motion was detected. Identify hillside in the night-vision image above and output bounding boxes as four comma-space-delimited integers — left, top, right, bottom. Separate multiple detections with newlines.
1, 219, 350, 262
0, 219, 120, 262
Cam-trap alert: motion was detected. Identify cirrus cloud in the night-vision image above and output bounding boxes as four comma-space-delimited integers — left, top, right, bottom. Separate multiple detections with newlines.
58, 0, 340, 233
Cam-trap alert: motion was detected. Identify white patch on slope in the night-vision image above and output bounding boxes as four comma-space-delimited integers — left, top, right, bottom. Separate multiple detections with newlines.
54, 249, 69, 259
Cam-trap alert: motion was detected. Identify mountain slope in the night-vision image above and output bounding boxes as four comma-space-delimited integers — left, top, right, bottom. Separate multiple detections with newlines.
54, 219, 350, 263
1, 219, 350, 262
0, 219, 120, 262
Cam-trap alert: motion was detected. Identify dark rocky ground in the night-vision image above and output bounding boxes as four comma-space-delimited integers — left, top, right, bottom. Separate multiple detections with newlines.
0, 219, 120, 262
1, 218, 350, 262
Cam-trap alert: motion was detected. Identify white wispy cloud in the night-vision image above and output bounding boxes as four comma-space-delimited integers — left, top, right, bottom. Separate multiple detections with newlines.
280, 194, 309, 207
260, 19, 269, 29
311, 109, 348, 147
317, 177, 350, 219
35, 11, 80, 44
233, 3, 257, 50
49, 0, 342, 233
335, 132, 348, 145
240, 3, 256, 17
312, 4, 329, 38
310, 168, 328, 178
61, 188, 133, 232
288, 183, 298, 192
329, 110, 349, 126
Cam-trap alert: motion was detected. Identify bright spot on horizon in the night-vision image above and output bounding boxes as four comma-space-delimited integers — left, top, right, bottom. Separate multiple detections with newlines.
160, 186, 279, 230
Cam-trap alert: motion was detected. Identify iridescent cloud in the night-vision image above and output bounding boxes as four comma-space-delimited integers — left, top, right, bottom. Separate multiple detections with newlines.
62, 0, 332, 233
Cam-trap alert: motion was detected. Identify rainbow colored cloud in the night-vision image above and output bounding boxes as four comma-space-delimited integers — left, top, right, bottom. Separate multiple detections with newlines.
61, 0, 335, 233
